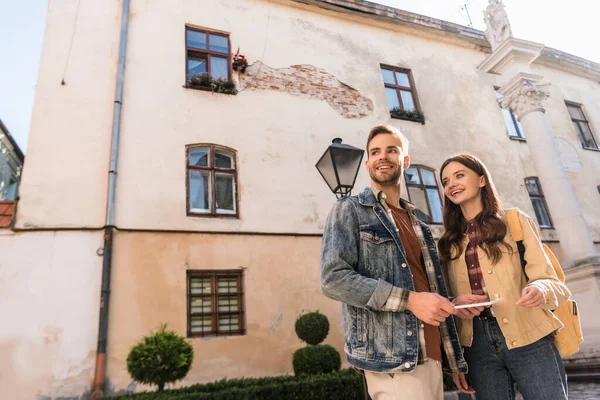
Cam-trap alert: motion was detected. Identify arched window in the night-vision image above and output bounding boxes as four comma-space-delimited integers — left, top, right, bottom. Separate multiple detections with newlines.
186, 144, 238, 217
404, 165, 443, 224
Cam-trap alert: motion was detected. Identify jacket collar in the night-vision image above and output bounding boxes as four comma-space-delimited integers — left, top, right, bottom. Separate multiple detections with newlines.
358, 186, 416, 212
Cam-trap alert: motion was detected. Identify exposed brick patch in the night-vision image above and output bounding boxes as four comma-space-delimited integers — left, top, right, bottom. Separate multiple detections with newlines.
239, 62, 373, 119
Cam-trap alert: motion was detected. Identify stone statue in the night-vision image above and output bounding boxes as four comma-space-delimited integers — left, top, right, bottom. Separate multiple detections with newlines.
483, 0, 513, 50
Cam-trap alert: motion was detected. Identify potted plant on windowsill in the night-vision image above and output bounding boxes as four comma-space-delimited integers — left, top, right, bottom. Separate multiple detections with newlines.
390, 107, 425, 124
187, 73, 237, 95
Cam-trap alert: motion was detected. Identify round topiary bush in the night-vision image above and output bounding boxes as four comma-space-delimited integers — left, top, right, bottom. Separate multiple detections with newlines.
295, 311, 330, 345
293, 344, 341, 376
126, 325, 194, 391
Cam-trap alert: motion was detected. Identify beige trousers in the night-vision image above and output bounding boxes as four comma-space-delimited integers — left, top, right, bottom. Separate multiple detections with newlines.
364, 360, 443, 400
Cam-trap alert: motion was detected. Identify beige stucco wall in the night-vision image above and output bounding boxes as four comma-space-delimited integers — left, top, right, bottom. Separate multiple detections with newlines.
15, 0, 120, 228
0, 231, 102, 399
105, 232, 343, 394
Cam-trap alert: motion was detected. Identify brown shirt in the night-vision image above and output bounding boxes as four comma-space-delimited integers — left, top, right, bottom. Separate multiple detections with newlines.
388, 202, 442, 362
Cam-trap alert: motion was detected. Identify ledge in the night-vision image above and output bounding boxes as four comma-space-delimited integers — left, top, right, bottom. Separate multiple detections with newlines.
183, 85, 238, 95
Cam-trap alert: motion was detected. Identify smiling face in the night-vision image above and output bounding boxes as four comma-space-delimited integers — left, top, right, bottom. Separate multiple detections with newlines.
440, 161, 486, 206
365, 133, 410, 188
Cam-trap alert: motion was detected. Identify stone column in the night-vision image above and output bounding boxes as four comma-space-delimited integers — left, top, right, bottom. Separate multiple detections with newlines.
499, 74, 600, 266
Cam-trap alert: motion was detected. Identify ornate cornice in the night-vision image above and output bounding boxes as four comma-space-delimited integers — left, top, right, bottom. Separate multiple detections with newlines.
498, 73, 550, 118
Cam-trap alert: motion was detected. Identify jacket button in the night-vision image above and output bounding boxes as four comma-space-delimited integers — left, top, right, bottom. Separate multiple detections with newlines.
512, 341, 518, 346
404, 362, 411, 369
401, 263, 407, 268
407, 330, 413, 336
503, 318, 509, 323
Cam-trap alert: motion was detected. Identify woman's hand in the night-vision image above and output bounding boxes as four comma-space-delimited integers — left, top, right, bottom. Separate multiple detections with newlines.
516, 286, 546, 309
452, 373, 476, 394
452, 294, 488, 319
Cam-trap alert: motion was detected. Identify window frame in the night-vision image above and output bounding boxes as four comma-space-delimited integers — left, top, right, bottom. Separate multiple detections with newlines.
565, 102, 599, 151
380, 65, 422, 117
186, 269, 246, 338
185, 26, 232, 84
186, 144, 239, 218
524, 176, 554, 229
494, 88, 525, 141
404, 165, 443, 225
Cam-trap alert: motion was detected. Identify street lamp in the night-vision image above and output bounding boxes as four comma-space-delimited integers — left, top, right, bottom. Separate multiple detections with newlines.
315, 138, 364, 199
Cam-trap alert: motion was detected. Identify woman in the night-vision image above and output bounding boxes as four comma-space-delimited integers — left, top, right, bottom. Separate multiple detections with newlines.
438, 154, 570, 400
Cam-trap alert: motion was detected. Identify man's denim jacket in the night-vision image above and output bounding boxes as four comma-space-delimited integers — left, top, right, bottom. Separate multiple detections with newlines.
320, 187, 467, 373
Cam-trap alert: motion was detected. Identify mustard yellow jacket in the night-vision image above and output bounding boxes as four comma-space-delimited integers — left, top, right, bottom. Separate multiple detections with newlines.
445, 210, 571, 350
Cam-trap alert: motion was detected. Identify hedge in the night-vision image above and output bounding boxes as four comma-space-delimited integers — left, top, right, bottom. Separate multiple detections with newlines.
113, 368, 364, 400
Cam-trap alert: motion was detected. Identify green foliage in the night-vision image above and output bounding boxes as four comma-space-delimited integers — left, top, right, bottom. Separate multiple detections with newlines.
390, 107, 425, 123
187, 73, 237, 95
126, 325, 194, 392
113, 369, 364, 400
187, 73, 213, 88
213, 78, 238, 94
292, 344, 341, 376
295, 311, 330, 345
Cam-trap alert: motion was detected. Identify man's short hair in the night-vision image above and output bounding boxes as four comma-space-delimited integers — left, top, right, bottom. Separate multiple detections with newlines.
366, 124, 409, 155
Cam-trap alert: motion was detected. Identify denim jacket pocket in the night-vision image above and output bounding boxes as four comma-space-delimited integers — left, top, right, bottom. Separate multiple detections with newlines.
359, 226, 394, 278
356, 308, 368, 344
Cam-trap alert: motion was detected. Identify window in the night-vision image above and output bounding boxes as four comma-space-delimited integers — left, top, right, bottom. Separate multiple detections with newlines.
6, 179, 16, 201
186, 27, 230, 81
186, 144, 238, 217
566, 102, 599, 150
525, 177, 553, 229
404, 166, 443, 224
495, 89, 525, 140
381, 66, 421, 114
187, 270, 245, 337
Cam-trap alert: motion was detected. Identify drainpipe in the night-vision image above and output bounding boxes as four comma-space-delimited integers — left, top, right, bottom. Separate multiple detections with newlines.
92, 0, 130, 398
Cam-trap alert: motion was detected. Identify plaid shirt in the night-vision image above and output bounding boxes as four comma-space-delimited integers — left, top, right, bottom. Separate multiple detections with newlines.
465, 220, 488, 296
372, 188, 460, 372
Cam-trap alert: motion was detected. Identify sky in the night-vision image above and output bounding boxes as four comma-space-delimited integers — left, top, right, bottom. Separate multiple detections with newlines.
0, 0, 598, 154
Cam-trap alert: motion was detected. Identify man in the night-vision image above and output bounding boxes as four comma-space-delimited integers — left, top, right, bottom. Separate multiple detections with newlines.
320, 124, 468, 399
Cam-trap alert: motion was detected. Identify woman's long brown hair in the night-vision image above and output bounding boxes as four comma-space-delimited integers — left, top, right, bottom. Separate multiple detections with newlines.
438, 154, 511, 265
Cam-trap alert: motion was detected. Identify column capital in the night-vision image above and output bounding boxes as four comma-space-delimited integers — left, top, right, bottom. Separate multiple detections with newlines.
498, 73, 550, 118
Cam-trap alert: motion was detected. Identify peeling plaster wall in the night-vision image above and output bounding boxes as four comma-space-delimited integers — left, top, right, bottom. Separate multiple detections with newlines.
239, 62, 373, 118
115, 0, 563, 236
0, 231, 103, 399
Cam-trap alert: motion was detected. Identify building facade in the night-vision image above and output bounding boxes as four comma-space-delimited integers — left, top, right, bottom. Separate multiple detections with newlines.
0, 119, 24, 227
1, 0, 599, 398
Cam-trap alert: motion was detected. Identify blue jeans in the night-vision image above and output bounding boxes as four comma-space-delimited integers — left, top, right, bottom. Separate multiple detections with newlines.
463, 317, 567, 400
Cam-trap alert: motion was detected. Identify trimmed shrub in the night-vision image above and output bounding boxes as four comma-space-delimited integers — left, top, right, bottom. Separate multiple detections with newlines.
295, 311, 329, 345
126, 325, 194, 392
293, 344, 341, 376
113, 368, 364, 400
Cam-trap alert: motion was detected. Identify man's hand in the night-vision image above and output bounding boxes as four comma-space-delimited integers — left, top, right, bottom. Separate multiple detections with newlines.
452, 373, 476, 394
452, 294, 488, 320
406, 292, 455, 326
516, 286, 545, 309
